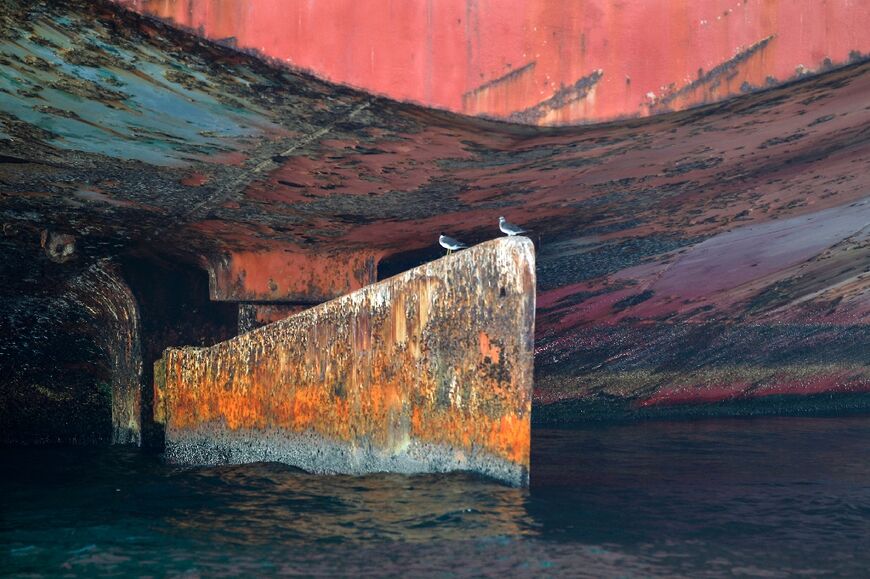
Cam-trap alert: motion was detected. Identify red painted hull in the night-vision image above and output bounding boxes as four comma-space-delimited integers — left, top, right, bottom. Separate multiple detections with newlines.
115, 0, 869, 125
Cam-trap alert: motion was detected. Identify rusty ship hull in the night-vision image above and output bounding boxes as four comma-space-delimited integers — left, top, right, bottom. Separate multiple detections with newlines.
0, 0, 868, 444
114, 0, 870, 125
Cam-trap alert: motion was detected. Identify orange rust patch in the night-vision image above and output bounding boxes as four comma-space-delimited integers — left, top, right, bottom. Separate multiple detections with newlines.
205, 248, 383, 302
479, 331, 501, 364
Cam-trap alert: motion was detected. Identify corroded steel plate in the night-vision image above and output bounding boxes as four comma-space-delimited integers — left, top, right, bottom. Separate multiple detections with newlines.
155, 238, 536, 486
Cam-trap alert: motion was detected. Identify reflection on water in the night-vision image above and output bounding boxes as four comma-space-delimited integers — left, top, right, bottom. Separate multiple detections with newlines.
3, 416, 870, 576
164, 466, 531, 546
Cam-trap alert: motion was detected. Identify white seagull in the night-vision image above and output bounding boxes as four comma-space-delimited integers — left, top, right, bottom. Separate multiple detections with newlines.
439, 233, 467, 255
499, 216, 527, 236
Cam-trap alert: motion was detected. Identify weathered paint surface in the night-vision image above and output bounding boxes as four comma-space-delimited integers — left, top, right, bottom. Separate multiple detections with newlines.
237, 303, 308, 334
205, 249, 380, 302
1, 0, 868, 433
115, 0, 870, 125
154, 238, 536, 486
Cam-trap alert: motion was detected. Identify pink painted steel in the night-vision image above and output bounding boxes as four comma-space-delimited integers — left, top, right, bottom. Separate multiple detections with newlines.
115, 0, 869, 125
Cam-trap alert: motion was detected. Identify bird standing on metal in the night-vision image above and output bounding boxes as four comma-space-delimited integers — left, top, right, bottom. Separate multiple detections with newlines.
439, 233, 467, 255
499, 216, 527, 236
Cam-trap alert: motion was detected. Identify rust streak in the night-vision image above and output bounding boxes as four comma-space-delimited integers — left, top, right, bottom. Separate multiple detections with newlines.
508, 69, 604, 124
656, 35, 776, 109
462, 61, 537, 101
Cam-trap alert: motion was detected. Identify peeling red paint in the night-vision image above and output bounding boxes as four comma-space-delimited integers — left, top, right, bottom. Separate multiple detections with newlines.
2, 0, 868, 425
114, 0, 869, 124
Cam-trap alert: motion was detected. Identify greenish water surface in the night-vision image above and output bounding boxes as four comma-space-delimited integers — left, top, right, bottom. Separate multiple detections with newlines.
3, 416, 869, 577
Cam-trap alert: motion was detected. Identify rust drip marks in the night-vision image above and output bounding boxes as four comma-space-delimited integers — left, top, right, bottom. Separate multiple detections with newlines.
155, 237, 536, 486
462, 62, 537, 102
508, 69, 604, 124
656, 35, 776, 109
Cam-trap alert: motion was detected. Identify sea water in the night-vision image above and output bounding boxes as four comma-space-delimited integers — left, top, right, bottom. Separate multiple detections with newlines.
3, 416, 869, 577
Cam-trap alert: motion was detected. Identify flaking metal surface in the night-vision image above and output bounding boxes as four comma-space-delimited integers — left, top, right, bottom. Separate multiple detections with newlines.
115, 0, 870, 125
0, 0, 868, 428
156, 238, 535, 486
